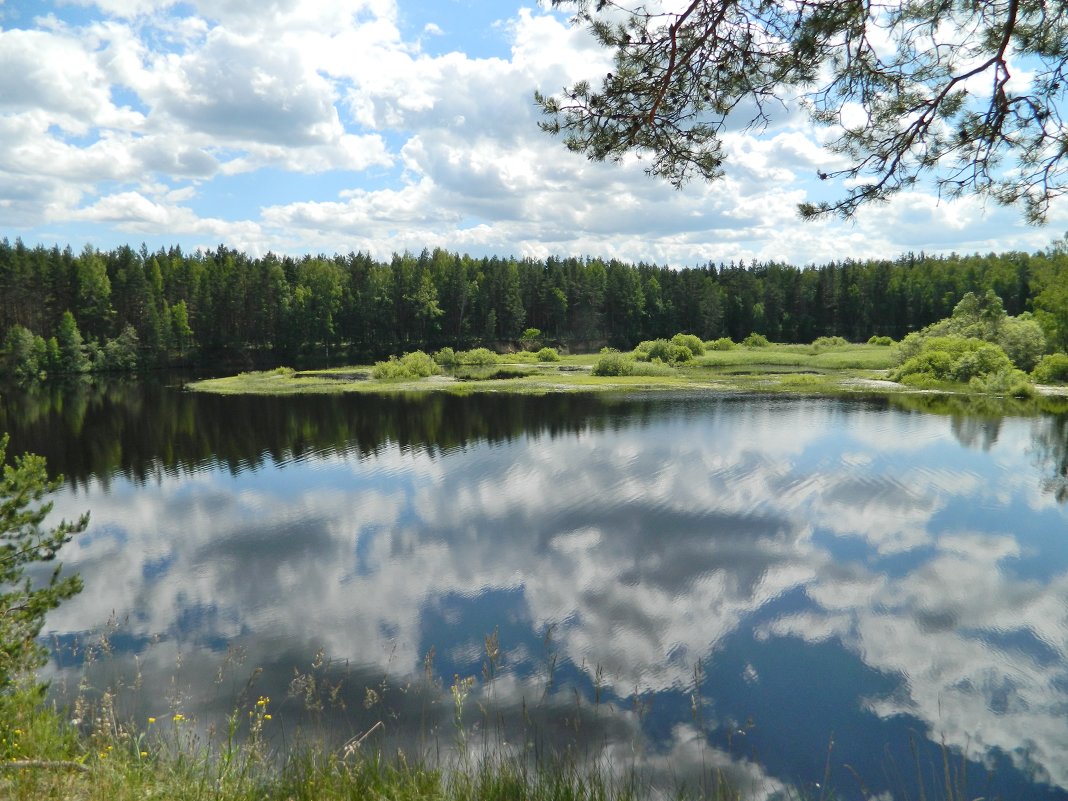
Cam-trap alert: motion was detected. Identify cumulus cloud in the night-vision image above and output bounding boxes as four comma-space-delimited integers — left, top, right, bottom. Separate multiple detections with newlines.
3, 0, 1066, 265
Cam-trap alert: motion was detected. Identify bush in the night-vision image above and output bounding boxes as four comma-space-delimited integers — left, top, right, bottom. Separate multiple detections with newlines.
519, 328, 542, 349
670, 333, 705, 357
458, 347, 498, 366
372, 350, 442, 380
535, 347, 560, 362
889, 336, 1014, 384
592, 351, 675, 376
592, 350, 631, 376
1032, 352, 1068, 384
742, 333, 771, 348
970, 368, 1036, 398
433, 347, 459, 367
867, 335, 894, 346
634, 339, 692, 363
996, 313, 1047, 372
705, 337, 735, 351
812, 335, 849, 349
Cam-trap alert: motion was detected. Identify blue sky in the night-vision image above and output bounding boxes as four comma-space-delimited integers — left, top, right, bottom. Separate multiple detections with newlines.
1, 0, 1065, 266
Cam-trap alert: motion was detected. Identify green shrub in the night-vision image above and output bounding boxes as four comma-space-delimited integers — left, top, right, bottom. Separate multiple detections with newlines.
592, 351, 631, 376
519, 327, 542, 349
970, 368, 1036, 398
890, 336, 1013, 384
670, 333, 704, 357
459, 347, 498, 366
705, 337, 735, 351
372, 350, 442, 380
433, 347, 459, 367
634, 339, 692, 363
812, 335, 849, 349
592, 351, 675, 376
867, 335, 894, 346
535, 347, 560, 362
742, 333, 771, 348
996, 313, 1047, 372
1032, 352, 1068, 384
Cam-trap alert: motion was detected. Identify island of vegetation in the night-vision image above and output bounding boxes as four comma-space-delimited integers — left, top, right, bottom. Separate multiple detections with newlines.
191, 290, 1068, 409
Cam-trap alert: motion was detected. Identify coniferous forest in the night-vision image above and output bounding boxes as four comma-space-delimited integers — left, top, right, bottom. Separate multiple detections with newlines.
3, 237, 1068, 376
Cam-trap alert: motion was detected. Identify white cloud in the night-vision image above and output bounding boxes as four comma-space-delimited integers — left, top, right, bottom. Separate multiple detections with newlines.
4, 0, 1067, 266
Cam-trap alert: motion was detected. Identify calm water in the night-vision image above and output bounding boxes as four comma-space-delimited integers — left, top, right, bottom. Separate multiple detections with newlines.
3, 380, 1068, 799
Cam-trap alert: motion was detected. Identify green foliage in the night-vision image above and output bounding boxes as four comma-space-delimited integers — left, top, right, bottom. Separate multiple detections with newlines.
970, 368, 1036, 398
670, 333, 705, 357
170, 300, 194, 356
101, 325, 140, 373
458, 348, 499, 366
592, 350, 630, 376
996, 313, 1047, 372
535, 347, 560, 362
741, 333, 771, 348
592, 351, 675, 376
371, 351, 442, 381
894, 291, 1046, 372
520, 328, 543, 349
890, 336, 1015, 385
1032, 353, 1068, 384
3, 239, 1068, 373
3, 326, 46, 382
541, 1, 1068, 222
433, 347, 459, 367
0, 436, 86, 689
705, 337, 735, 351
55, 311, 90, 374
812, 336, 849, 349
634, 339, 692, 363
867, 335, 894, 346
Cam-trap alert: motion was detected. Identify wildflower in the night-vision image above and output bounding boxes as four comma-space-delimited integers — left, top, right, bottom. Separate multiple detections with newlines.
172, 713, 185, 723
147, 717, 156, 724
140, 751, 148, 758
256, 696, 269, 706
264, 714, 272, 720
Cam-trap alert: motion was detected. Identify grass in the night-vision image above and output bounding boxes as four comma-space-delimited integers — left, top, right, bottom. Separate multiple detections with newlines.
0, 683, 746, 801
188, 345, 902, 398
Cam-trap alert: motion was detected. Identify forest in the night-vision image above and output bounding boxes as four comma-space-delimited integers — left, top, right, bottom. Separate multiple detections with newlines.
2, 237, 1068, 376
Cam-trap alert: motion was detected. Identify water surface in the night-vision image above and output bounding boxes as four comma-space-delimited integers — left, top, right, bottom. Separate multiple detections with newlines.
4, 381, 1068, 799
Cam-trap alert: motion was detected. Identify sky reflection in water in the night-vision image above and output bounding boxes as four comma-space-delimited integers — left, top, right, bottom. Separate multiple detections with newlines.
19, 389, 1068, 798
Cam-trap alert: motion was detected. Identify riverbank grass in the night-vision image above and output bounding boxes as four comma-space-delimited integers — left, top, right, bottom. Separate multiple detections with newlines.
189, 343, 901, 397
0, 686, 742, 801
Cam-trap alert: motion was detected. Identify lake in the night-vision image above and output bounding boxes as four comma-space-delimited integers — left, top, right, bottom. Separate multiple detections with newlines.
3, 380, 1068, 799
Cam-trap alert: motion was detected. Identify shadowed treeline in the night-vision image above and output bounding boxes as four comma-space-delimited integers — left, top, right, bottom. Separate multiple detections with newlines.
0, 379, 670, 488
4, 238, 1068, 371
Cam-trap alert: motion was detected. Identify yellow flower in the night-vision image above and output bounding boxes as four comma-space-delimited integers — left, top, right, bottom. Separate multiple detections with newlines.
147, 717, 156, 724
140, 751, 148, 758
264, 714, 272, 721
172, 713, 185, 723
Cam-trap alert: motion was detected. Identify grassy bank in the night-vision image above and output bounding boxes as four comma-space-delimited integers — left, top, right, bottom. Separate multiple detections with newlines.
188, 344, 903, 397
0, 686, 744, 801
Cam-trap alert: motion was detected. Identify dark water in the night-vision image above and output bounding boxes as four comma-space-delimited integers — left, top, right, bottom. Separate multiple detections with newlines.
4, 379, 1068, 799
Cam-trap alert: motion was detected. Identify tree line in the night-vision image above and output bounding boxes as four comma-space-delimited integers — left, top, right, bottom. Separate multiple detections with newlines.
3, 237, 1068, 376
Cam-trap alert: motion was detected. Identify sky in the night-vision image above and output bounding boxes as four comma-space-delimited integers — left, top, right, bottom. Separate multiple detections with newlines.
2, 0, 1067, 267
